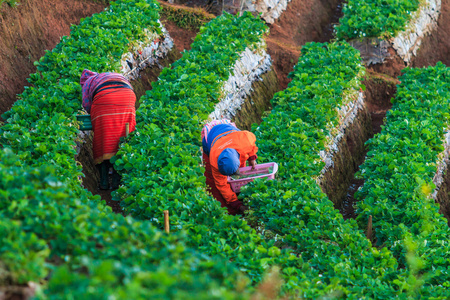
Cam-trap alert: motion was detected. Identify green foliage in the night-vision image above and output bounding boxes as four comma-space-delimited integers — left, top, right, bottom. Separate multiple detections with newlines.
0, 219, 49, 284
0, 147, 249, 298
114, 11, 269, 225
113, 12, 294, 291
0, 0, 163, 190
0, 0, 249, 297
335, 0, 420, 39
246, 41, 408, 298
355, 63, 450, 294
160, 5, 214, 30
114, 36, 436, 297
0, 0, 19, 8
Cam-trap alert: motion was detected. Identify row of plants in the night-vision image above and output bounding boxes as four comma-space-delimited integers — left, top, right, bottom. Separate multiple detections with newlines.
355, 63, 450, 288
112, 25, 443, 296
1, 0, 164, 188
335, 0, 420, 39
159, 1, 215, 30
113, 12, 304, 293
0, 0, 248, 297
241, 41, 415, 298
245, 43, 450, 298
0, 148, 248, 298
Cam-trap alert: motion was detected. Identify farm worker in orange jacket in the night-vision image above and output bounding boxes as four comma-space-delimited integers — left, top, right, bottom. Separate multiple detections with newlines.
202, 120, 258, 215
80, 69, 136, 190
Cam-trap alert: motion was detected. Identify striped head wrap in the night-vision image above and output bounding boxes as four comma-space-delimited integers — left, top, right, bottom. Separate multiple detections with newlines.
80, 69, 133, 113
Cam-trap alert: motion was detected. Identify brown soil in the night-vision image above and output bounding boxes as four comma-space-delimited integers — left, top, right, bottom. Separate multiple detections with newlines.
161, 17, 198, 52
0, 0, 107, 119
266, 0, 342, 89
339, 71, 398, 219
0, 283, 36, 300
98, 187, 123, 214
319, 98, 373, 209
369, 48, 406, 78
170, 0, 343, 89
411, 0, 450, 68
363, 70, 398, 134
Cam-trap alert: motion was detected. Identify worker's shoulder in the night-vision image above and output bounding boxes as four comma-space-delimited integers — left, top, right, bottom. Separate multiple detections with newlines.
232, 130, 256, 141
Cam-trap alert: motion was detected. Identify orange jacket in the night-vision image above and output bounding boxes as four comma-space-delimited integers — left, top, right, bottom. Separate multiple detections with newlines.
209, 131, 258, 204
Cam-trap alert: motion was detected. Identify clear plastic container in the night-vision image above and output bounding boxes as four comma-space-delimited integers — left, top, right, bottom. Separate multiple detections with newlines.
227, 162, 278, 193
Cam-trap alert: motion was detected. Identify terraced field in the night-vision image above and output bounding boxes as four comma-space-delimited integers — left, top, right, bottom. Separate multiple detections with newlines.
2, 0, 450, 298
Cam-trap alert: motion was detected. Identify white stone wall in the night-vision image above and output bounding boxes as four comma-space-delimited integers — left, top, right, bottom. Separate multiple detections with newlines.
352, 0, 441, 66
314, 74, 365, 184
392, 0, 441, 64
208, 40, 272, 121
241, 0, 292, 23
431, 129, 450, 199
120, 21, 174, 81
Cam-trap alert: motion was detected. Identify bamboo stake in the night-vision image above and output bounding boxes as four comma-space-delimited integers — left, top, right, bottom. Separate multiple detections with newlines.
164, 210, 170, 234
366, 215, 373, 241
125, 123, 130, 137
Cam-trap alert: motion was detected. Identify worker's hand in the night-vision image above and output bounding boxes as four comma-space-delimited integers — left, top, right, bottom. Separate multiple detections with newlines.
249, 159, 257, 170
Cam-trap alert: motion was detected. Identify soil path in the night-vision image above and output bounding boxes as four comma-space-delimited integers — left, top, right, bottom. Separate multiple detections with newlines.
340, 71, 399, 219
266, 0, 342, 89
0, 0, 107, 119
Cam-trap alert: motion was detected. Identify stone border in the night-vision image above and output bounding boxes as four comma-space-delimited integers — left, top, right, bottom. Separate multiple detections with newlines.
432, 130, 450, 199
241, 0, 292, 24
208, 41, 273, 121
428, 128, 450, 226
315, 83, 374, 207
121, 22, 174, 81
317, 88, 364, 179
431, 129, 450, 222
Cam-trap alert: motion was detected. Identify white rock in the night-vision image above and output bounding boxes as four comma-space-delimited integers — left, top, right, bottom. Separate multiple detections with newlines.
208, 40, 272, 120
315, 88, 365, 184
392, 0, 441, 64
120, 21, 174, 81
431, 129, 450, 199
241, 0, 292, 24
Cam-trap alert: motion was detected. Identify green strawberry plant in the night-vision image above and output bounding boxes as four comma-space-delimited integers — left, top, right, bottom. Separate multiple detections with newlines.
0, 0, 250, 297
336, 0, 420, 39
355, 62, 450, 289
245, 43, 450, 298
114, 31, 449, 296
0, 148, 249, 298
245, 41, 410, 298
113, 12, 302, 291
1, 0, 163, 190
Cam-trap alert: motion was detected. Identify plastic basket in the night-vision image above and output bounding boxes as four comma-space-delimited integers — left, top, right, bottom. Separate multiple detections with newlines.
227, 162, 278, 193
76, 114, 92, 131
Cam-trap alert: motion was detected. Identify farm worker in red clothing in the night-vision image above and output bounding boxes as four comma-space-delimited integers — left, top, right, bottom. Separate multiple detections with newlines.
201, 119, 258, 215
80, 69, 136, 190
